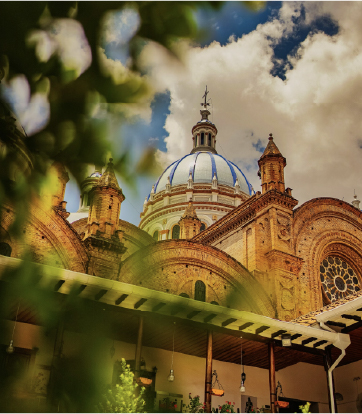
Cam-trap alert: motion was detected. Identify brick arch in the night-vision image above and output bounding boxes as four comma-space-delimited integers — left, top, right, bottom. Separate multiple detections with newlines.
1, 204, 88, 272
293, 198, 362, 314
120, 240, 274, 317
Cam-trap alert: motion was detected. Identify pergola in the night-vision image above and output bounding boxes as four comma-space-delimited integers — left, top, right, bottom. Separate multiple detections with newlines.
1, 256, 360, 413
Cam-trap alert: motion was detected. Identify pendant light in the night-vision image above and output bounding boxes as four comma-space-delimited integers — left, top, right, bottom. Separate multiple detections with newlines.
168, 322, 176, 382
240, 342, 246, 393
7, 303, 20, 354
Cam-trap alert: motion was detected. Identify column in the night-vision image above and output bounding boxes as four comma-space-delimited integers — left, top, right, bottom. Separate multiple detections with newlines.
268, 341, 276, 413
135, 316, 143, 379
205, 330, 213, 413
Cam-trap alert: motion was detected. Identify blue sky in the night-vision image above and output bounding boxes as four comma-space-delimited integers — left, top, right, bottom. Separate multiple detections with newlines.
64, 2, 362, 225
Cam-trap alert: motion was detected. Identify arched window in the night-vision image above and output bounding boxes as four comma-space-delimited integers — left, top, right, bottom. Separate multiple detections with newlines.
0, 242, 11, 257
200, 223, 206, 232
208, 133, 211, 146
201, 132, 205, 145
172, 225, 180, 239
153, 230, 159, 241
194, 280, 206, 302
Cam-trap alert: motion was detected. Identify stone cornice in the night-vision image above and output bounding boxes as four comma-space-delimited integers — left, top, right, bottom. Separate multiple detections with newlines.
265, 249, 303, 273
84, 235, 127, 255
191, 189, 298, 245
145, 184, 246, 207
139, 202, 233, 229
294, 197, 362, 221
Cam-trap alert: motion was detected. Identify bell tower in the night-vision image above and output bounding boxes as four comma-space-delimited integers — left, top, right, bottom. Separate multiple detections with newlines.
191, 86, 218, 154
84, 158, 127, 279
179, 200, 202, 239
258, 133, 287, 194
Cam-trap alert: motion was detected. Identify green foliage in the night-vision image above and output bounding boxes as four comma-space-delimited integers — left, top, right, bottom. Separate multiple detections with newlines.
96, 358, 145, 413
299, 402, 311, 413
213, 401, 236, 413
184, 393, 205, 413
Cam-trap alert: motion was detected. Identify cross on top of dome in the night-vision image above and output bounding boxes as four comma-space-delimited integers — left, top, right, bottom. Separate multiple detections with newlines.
201, 85, 210, 110
191, 87, 218, 154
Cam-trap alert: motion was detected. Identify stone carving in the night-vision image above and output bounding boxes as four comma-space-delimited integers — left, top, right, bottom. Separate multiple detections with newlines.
277, 214, 291, 242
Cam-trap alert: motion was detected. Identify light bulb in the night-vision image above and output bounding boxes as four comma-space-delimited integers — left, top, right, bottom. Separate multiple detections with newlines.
168, 369, 175, 382
6, 340, 14, 354
240, 381, 246, 393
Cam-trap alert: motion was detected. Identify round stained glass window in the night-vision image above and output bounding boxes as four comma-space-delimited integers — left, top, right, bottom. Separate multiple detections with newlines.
320, 256, 360, 302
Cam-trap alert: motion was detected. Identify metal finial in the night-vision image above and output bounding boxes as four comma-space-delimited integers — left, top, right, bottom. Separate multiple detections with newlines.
201, 85, 210, 109
269, 133, 273, 140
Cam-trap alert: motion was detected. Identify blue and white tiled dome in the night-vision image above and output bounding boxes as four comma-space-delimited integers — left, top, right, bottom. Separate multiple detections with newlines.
150, 152, 253, 197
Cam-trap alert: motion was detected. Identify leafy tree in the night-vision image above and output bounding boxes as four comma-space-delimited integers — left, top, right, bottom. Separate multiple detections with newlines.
97, 359, 145, 413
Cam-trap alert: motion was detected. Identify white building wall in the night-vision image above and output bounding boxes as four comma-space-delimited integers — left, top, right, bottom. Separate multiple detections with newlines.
3, 321, 354, 413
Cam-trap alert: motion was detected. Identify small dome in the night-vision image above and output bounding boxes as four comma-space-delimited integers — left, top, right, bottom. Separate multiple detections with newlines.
150, 152, 253, 198
89, 171, 102, 178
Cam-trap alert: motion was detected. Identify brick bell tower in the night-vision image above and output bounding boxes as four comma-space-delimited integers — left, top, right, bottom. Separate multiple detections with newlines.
250, 134, 302, 321
84, 158, 127, 279
179, 200, 202, 239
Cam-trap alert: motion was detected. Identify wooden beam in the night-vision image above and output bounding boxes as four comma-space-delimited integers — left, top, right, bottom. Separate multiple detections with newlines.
204, 314, 217, 323
187, 310, 201, 319
135, 316, 143, 379
239, 322, 254, 331
268, 341, 276, 413
76, 284, 87, 295
301, 337, 317, 346
204, 330, 213, 413
290, 333, 302, 340
327, 321, 346, 328
152, 302, 166, 312
95, 289, 107, 301
115, 294, 128, 305
271, 329, 287, 339
342, 320, 362, 333
255, 326, 270, 335
341, 314, 361, 322
54, 280, 65, 291
313, 340, 328, 348
170, 306, 184, 316
134, 298, 147, 309
222, 318, 237, 327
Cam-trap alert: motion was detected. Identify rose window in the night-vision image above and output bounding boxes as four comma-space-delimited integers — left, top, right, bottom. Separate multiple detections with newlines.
320, 256, 360, 302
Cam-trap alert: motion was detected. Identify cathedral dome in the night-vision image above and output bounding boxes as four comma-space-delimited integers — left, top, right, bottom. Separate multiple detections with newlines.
140, 88, 253, 239
151, 152, 253, 197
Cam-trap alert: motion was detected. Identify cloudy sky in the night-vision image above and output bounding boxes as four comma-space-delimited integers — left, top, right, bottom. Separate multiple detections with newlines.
7, 2, 362, 226
107, 1, 362, 225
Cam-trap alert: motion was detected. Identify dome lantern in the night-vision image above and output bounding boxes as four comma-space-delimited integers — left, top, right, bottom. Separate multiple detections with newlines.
191, 86, 218, 155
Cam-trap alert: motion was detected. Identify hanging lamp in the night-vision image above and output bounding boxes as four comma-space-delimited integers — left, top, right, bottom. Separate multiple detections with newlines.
7, 303, 20, 354
240, 343, 246, 393
167, 322, 176, 382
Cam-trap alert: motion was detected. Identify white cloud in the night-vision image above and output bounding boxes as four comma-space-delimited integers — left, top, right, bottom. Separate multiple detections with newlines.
1, 75, 50, 135
138, 1, 362, 206
28, 18, 92, 77
101, 8, 140, 47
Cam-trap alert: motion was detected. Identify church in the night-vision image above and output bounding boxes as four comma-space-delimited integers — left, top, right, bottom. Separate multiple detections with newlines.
1, 88, 362, 413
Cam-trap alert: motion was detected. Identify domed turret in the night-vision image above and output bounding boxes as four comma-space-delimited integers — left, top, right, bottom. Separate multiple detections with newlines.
191, 86, 217, 154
